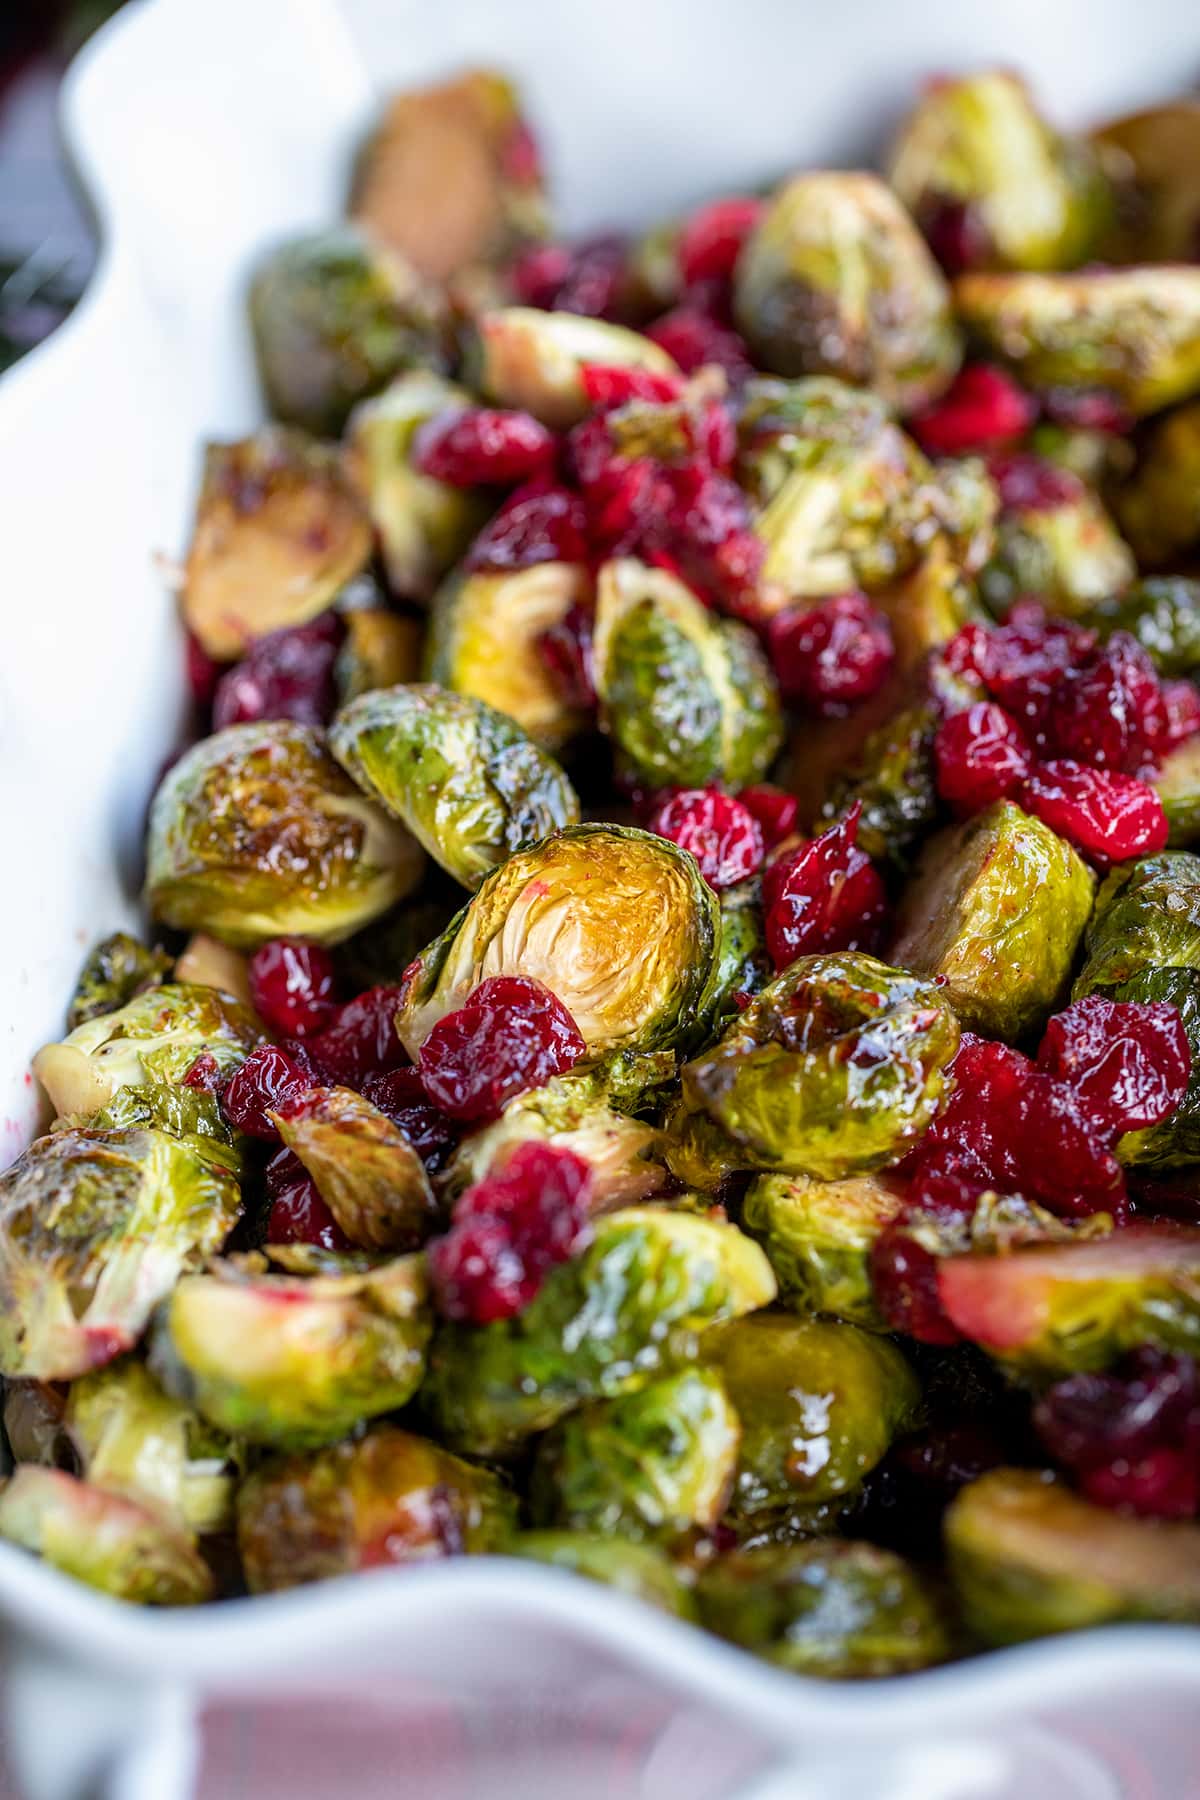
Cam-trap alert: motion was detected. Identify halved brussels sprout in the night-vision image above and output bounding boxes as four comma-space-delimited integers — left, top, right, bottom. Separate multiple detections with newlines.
741, 1171, 906, 1327
698, 881, 771, 1049
1090, 577, 1200, 679
733, 172, 960, 413
422, 1205, 776, 1458
1092, 100, 1200, 265
1109, 403, 1200, 567
343, 372, 492, 602
145, 721, 424, 949
66, 934, 173, 1032
946, 1468, 1200, 1645
890, 801, 1094, 1039
669, 954, 958, 1186
425, 562, 593, 752
509, 1532, 698, 1619
150, 1253, 430, 1451
65, 1360, 236, 1537
0, 1128, 240, 1380
330, 683, 580, 890
172, 934, 255, 1010
592, 560, 783, 790
696, 1539, 948, 1677
273, 1085, 439, 1251
182, 428, 372, 660
530, 1367, 740, 1544
335, 607, 424, 704
395, 825, 721, 1063
0, 1467, 212, 1606
1073, 852, 1200, 997
1153, 738, 1200, 849
704, 1314, 919, 1518
469, 308, 678, 429
888, 70, 1112, 272
237, 1424, 516, 1594
249, 226, 447, 437
980, 479, 1135, 620
1112, 968, 1200, 1169
953, 267, 1200, 417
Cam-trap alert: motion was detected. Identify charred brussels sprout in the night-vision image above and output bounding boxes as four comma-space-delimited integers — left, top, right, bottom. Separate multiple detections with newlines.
946, 1468, 1200, 1645
1092, 100, 1200, 266
1153, 739, 1200, 849
66, 935, 172, 1032
593, 560, 783, 790
422, 1206, 776, 1458
980, 479, 1135, 620
0, 1129, 239, 1380
953, 268, 1200, 417
335, 607, 423, 704
0, 1468, 212, 1606
396, 825, 721, 1063
1112, 968, 1200, 1168
697, 1540, 948, 1676
150, 1254, 430, 1451
1109, 404, 1200, 567
237, 1424, 516, 1593
182, 428, 372, 660
890, 802, 1094, 1039
510, 1532, 698, 1618
1073, 853, 1200, 997
530, 1367, 740, 1544
330, 683, 579, 889
145, 721, 424, 949
1090, 577, 1200, 679
734, 172, 960, 413
249, 226, 446, 437
274, 1086, 438, 1250
470, 308, 678, 429
741, 1171, 905, 1326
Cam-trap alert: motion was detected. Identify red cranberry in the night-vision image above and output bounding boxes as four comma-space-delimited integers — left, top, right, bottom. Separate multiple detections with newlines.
464, 478, 589, 572
764, 805, 887, 971
1037, 995, 1190, 1138
186, 634, 223, 709
359, 1068, 458, 1171
417, 976, 586, 1123
1014, 1072, 1130, 1221
736, 784, 799, 849
909, 364, 1036, 458
1034, 1349, 1200, 1519
934, 701, 1033, 814
412, 408, 557, 487
182, 1052, 222, 1093
645, 789, 764, 890
220, 1044, 316, 1140
645, 308, 754, 383
677, 197, 764, 286
536, 602, 596, 710
1162, 680, 1200, 751
947, 605, 1094, 745
907, 1034, 1031, 1208
769, 595, 894, 712
918, 194, 992, 275
987, 451, 1083, 514
1042, 387, 1133, 436
211, 613, 342, 731
694, 398, 738, 474
247, 938, 338, 1039
1021, 761, 1169, 864
552, 235, 630, 320
665, 466, 765, 614
870, 1226, 962, 1345
579, 363, 683, 409
305, 985, 409, 1089
509, 243, 572, 309
267, 1176, 351, 1251
1047, 635, 1167, 774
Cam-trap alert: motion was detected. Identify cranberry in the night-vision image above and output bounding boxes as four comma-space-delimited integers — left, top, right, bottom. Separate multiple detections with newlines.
247, 938, 338, 1039
1162, 680, 1200, 751
182, 1052, 222, 1092
264, 1146, 307, 1195
186, 634, 223, 710
677, 197, 764, 286
987, 451, 1083, 514
1037, 995, 1190, 1138
220, 1044, 316, 1140
947, 605, 1095, 745
769, 595, 894, 712
1034, 1349, 1200, 1519
464, 479, 588, 572
909, 364, 1036, 458
509, 243, 572, 309
417, 976, 585, 1123
645, 789, 764, 890
266, 1176, 351, 1251
1021, 761, 1168, 864
907, 1034, 1030, 1209
305, 986, 409, 1088
933, 701, 1033, 814
764, 805, 887, 971
552, 235, 630, 319
1013, 1072, 1130, 1220
536, 602, 596, 710
645, 307, 754, 382
694, 397, 738, 474
568, 413, 672, 556
211, 613, 342, 730
918, 194, 992, 275
359, 1068, 458, 1171
579, 363, 683, 409
1047, 635, 1167, 774
412, 408, 557, 487
1042, 387, 1133, 436
736, 784, 799, 849
870, 1226, 962, 1344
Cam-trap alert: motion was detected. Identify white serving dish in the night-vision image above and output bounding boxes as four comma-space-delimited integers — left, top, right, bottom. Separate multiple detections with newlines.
1, 1, 1199, 1793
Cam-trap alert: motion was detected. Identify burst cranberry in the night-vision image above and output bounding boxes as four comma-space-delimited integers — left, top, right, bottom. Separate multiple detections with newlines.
1013, 1072, 1130, 1220
427, 1142, 592, 1322
464, 479, 588, 572
764, 805, 887, 971
918, 194, 992, 275
579, 363, 683, 409
247, 938, 338, 1039
1037, 995, 1190, 1138
553, 235, 629, 319
220, 1044, 316, 1140
646, 789, 764, 890
870, 1225, 962, 1344
934, 701, 1032, 814
305, 985, 409, 1088
1047, 634, 1167, 773
509, 242, 572, 308
909, 364, 1036, 458
953, 605, 1095, 744
1162, 680, 1200, 751
266, 1175, 351, 1251
360, 1067, 458, 1170
1034, 1349, 1200, 1518
182, 1052, 222, 1092
694, 398, 738, 474
536, 602, 596, 709
1021, 761, 1168, 863
645, 307, 754, 382
769, 594, 894, 712
211, 613, 342, 730
737, 784, 799, 849
987, 451, 1083, 513
417, 977, 585, 1123
907, 1034, 1031, 1208
186, 634, 223, 709
1043, 387, 1133, 435
412, 408, 557, 487
668, 466, 764, 612
677, 197, 764, 286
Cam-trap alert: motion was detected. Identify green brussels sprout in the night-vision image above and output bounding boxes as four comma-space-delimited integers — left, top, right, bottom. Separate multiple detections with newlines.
979, 478, 1135, 619
330, 683, 580, 890
945, 1468, 1200, 1646
623, 219, 684, 319
334, 606, 424, 705
1026, 419, 1135, 489
182, 428, 372, 660
1089, 577, 1200, 679
696, 1540, 948, 1677
343, 373, 491, 601
248, 226, 447, 437
1109, 403, 1200, 567
704, 1314, 919, 1518
33, 984, 263, 1126
816, 694, 942, 870
698, 881, 770, 1048
65, 1360, 236, 1536
66, 934, 173, 1032
0, 1467, 212, 1606
0, 1128, 240, 1380
508, 1532, 698, 1619
887, 70, 1113, 273
395, 825, 721, 1063
1073, 852, 1200, 997
1112, 968, 1200, 1168
1092, 100, 1200, 265
469, 308, 678, 429
530, 1367, 740, 1544
669, 954, 958, 1186
3, 1382, 68, 1466
150, 1253, 430, 1451
733, 172, 960, 413
741, 1171, 906, 1326
145, 721, 424, 950
273, 1085, 439, 1251
890, 801, 1094, 1038
424, 562, 593, 752
84, 1082, 235, 1151
952, 267, 1200, 417
592, 560, 783, 790
422, 1205, 776, 1458
236, 1424, 516, 1593
1154, 737, 1200, 848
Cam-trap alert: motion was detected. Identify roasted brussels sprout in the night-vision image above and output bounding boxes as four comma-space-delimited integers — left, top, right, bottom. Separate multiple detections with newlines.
0, 1467, 212, 1606
953, 267, 1200, 417
669, 954, 958, 1187
469, 308, 678, 429
530, 1367, 740, 1544
396, 825, 721, 1063
593, 560, 783, 789
888, 70, 1112, 273
509, 1532, 698, 1618
182, 428, 372, 660
699, 881, 771, 1047
946, 1468, 1200, 1645
335, 606, 423, 704
145, 720, 424, 949
274, 1085, 438, 1251
1073, 852, 1200, 997
696, 1540, 948, 1676
980, 478, 1135, 619
422, 1205, 776, 1458
1089, 577, 1200, 678
704, 1314, 919, 1518
330, 683, 579, 889
66, 934, 172, 1032
741, 1171, 905, 1326
1153, 738, 1200, 849
424, 561, 593, 752
1092, 99, 1200, 265
237, 1424, 516, 1593
814, 692, 942, 870
733, 172, 960, 413
0, 1129, 240, 1380
172, 934, 255, 1010
249, 226, 447, 437
150, 1253, 430, 1451
1111, 968, 1200, 1168
1109, 404, 1200, 567
890, 801, 1094, 1038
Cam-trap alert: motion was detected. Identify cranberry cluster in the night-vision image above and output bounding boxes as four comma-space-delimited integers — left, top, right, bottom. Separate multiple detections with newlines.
908, 362, 1130, 460
1034, 1348, 1200, 1519
768, 594, 895, 714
